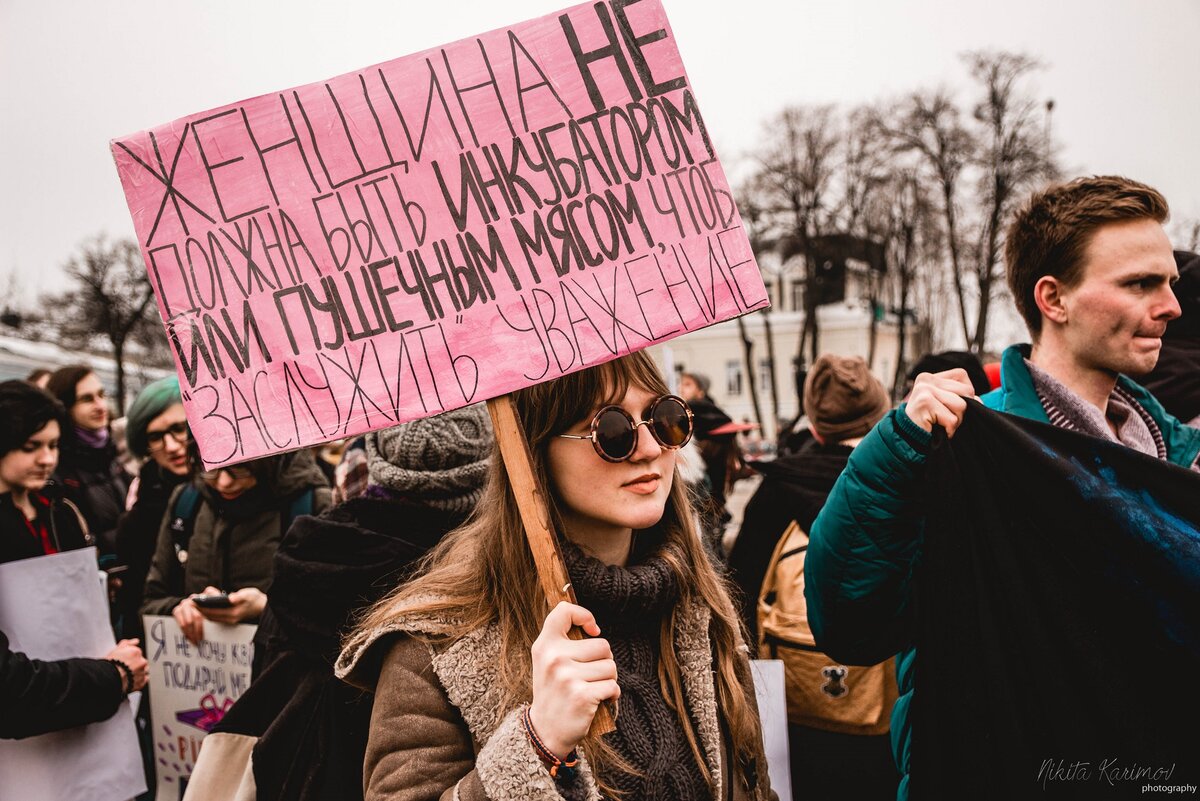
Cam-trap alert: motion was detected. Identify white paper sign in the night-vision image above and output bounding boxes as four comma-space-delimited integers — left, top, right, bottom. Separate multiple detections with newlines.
142, 615, 256, 801
751, 658, 792, 800
0, 548, 146, 801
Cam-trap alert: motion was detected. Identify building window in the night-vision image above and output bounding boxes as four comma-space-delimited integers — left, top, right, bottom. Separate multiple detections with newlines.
759, 358, 773, 393
726, 360, 743, 396
790, 279, 805, 312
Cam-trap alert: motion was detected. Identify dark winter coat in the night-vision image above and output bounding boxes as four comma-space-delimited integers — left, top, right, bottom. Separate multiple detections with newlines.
0, 629, 125, 739
185, 490, 468, 801
727, 440, 852, 641
140, 452, 331, 617
0, 485, 92, 565
54, 436, 130, 558
114, 460, 188, 637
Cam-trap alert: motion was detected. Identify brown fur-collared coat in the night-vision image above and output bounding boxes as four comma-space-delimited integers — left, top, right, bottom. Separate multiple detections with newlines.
332, 598, 774, 801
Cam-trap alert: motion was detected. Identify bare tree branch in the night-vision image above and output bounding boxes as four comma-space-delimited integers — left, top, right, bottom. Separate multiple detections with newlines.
50, 235, 159, 415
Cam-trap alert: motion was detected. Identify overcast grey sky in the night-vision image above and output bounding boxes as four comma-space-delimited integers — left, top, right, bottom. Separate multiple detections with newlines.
2, 0, 1197, 307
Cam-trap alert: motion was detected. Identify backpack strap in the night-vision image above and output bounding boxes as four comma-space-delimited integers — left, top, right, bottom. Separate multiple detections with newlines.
168, 485, 202, 569
757, 519, 809, 656
759, 520, 803, 606
280, 487, 315, 537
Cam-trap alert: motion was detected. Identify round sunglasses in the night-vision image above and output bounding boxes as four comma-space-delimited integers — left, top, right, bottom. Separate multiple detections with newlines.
556, 394, 694, 462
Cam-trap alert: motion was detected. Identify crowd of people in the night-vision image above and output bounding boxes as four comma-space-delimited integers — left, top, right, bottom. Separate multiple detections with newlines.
2, 172, 1198, 800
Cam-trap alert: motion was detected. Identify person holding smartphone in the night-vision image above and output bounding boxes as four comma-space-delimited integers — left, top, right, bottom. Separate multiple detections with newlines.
140, 451, 331, 646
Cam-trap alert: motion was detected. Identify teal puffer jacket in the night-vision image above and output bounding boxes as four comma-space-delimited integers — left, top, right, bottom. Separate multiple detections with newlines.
804, 344, 1200, 801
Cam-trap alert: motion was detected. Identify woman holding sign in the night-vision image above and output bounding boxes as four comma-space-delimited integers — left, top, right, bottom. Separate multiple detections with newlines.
338, 352, 774, 801
0, 379, 148, 739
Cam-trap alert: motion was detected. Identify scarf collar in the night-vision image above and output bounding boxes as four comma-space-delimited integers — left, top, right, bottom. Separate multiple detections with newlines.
560, 535, 679, 623
74, 425, 110, 450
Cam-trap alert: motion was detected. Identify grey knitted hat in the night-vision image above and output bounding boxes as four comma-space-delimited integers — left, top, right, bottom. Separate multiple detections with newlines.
366, 404, 493, 515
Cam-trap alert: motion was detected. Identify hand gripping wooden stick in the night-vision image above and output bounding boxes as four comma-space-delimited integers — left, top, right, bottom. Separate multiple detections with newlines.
486, 394, 617, 736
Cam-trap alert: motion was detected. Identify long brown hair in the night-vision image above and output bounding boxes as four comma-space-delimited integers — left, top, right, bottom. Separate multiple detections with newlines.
346, 351, 767, 796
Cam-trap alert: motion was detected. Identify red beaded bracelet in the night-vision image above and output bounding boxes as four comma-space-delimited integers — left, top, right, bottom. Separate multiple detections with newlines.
522, 706, 579, 779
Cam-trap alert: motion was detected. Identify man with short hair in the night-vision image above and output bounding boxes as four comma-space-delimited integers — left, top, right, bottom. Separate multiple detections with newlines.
804, 175, 1200, 800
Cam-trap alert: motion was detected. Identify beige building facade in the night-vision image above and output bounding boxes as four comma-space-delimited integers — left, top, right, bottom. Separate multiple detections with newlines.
650, 303, 928, 441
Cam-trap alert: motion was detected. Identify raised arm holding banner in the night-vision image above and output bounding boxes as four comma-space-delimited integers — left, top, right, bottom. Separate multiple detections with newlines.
112, 0, 769, 745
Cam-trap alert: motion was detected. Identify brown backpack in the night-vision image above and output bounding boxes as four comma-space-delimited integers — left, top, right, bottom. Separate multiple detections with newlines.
757, 520, 898, 735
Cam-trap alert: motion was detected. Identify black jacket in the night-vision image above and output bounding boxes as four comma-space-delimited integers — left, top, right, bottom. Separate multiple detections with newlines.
213, 490, 468, 801
114, 460, 188, 638
727, 440, 852, 641
54, 437, 131, 558
0, 486, 92, 565
0, 627, 124, 739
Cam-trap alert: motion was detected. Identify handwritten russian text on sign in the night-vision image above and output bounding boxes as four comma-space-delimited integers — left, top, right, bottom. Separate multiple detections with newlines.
112, 0, 768, 467
143, 616, 256, 800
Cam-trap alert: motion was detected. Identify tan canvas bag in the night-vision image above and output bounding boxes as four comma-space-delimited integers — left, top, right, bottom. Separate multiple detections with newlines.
757, 520, 898, 735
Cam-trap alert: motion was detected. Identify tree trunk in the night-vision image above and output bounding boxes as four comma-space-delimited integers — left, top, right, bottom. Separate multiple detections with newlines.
113, 338, 127, 417
972, 178, 1006, 352
763, 311, 780, 434
940, 182, 972, 349
893, 225, 915, 399
737, 316, 764, 430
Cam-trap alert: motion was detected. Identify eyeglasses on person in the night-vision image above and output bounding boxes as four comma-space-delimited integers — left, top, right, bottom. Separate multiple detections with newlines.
200, 465, 255, 481
556, 394, 694, 462
146, 422, 189, 451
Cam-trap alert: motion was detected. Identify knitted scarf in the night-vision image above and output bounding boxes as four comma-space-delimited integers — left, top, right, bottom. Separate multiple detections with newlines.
562, 537, 712, 801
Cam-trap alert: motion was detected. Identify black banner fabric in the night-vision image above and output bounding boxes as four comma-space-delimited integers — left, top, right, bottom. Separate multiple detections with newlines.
914, 403, 1200, 799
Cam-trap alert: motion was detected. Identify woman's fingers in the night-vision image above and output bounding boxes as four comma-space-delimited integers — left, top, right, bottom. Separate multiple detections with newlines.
542, 601, 600, 638
571, 658, 618, 683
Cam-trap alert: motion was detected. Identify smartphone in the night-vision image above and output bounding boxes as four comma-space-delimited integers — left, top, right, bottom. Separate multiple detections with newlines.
192, 592, 233, 609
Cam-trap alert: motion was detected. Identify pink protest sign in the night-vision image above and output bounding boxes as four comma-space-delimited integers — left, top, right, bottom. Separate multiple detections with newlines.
111, 0, 768, 468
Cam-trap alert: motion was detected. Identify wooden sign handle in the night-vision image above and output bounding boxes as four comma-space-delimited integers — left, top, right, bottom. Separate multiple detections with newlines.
486, 395, 616, 737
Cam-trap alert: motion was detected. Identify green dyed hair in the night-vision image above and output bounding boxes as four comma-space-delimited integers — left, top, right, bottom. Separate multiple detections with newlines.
125, 376, 183, 457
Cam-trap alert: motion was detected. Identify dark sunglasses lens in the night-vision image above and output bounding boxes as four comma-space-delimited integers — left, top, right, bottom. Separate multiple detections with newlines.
594, 408, 636, 460
651, 398, 691, 447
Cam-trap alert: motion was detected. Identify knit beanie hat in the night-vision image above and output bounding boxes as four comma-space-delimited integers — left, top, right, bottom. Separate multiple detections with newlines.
125, 376, 183, 457
803, 355, 890, 442
366, 404, 493, 515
